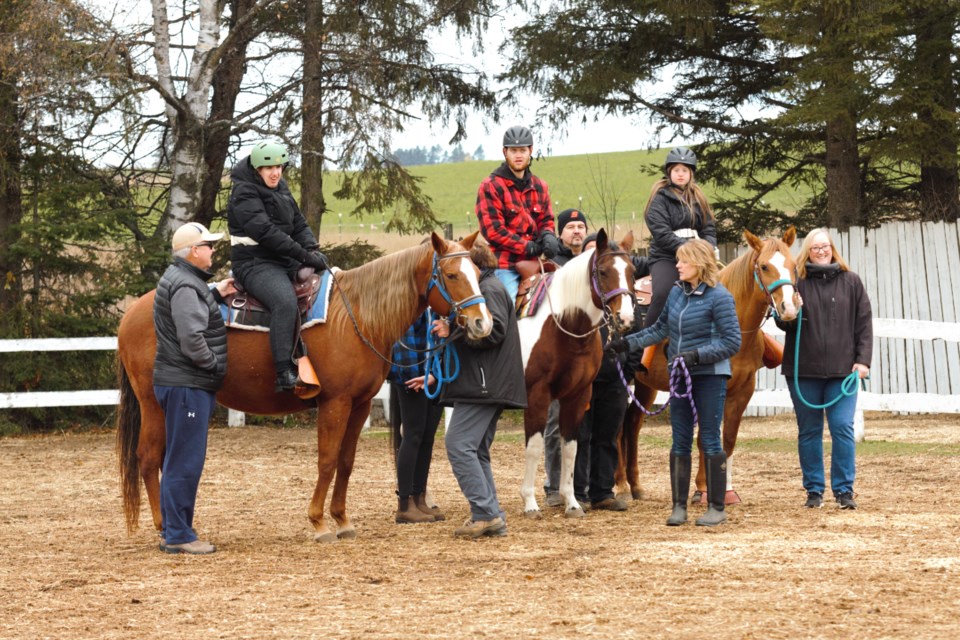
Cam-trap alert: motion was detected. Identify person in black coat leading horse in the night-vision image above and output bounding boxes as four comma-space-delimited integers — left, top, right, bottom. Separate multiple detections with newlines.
227, 140, 329, 391
441, 241, 526, 539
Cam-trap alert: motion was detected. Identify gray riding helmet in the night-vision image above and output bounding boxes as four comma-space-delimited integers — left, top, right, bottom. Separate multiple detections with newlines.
503, 126, 534, 148
665, 146, 697, 171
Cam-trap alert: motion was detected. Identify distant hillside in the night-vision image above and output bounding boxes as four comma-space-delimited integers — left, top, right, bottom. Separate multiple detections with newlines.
318, 148, 810, 232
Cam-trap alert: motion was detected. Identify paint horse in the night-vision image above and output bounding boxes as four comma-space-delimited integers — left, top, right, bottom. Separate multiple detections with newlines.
616, 228, 800, 503
117, 232, 492, 543
520, 229, 636, 518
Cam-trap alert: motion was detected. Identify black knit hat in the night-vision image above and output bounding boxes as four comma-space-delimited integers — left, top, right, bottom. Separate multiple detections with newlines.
557, 208, 588, 235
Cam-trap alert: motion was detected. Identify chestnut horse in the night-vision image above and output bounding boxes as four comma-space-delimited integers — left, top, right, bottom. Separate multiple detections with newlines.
519, 229, 636, 518
117, 232, 492, 543
616, 227, 799, 503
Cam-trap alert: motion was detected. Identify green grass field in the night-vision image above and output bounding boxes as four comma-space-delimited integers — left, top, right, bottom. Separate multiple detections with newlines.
317, 148, 811, 232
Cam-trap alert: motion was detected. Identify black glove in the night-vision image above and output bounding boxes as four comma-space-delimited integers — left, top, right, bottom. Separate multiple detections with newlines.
525, 240, 543, 258
302, 250, 329, 272
676, 350, 699, 368
632, 255, 650, 279
604, 337, 630, 357
540, 231, 560, 259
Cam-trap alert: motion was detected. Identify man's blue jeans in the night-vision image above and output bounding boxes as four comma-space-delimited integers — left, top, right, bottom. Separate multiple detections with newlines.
494, 269, 520, 302
787, 377, 857, 497
669, 374, 726, 456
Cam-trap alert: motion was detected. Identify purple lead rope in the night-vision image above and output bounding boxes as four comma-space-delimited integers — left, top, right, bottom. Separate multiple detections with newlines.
615, 357, 699, 427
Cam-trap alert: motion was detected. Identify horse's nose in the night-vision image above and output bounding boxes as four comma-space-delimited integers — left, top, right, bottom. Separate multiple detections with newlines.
473, 315, 493, 338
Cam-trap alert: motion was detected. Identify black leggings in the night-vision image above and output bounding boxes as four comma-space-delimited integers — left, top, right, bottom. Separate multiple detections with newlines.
644, 259, 680, 328
391, 382, 444, 498
238, 264, 298, 373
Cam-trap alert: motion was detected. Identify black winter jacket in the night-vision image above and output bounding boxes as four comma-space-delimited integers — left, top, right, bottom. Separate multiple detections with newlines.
153, 258, 228, 391
776, 263, 873, 379
227, 156, 317, 282
645, 187, 717, 264
439, 270, 527, 408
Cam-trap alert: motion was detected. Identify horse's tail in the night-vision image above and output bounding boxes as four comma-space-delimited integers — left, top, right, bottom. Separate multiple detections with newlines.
116, 356, 141, 532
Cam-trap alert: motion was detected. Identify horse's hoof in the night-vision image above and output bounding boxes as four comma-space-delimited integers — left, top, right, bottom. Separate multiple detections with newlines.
725, 490, 742, 506
313, 531, 338, 544
337, 526, 357, 540
631, 487, 645, 501
564, 507, 587, 519
693, 491, 705, 504
523, 509, 543, 520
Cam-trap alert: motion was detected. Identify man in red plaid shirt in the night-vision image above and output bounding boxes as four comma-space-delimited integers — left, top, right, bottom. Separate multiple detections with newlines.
475, 125, 559, 300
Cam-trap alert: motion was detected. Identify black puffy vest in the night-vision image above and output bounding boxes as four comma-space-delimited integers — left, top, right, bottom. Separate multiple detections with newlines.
153, 259, 228, 391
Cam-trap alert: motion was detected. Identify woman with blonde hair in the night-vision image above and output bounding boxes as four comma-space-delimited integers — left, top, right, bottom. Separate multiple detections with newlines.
776, 228, 872, 510
606, 239, 740, 527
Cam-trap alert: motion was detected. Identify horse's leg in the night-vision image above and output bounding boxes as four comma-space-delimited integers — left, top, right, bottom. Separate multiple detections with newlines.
616, 384, 656, 500
309, 396, 351, 543
329, 399, 372, 540
558, 386, 591, 518
137, 399, 167, 534
520, 382, 550, 518
719, 387, 752, 505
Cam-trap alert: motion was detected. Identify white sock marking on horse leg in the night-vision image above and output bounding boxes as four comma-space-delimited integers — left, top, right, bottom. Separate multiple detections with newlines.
559, 439, 580, 510
726, 453, 734, 491
522, 432, 544, 512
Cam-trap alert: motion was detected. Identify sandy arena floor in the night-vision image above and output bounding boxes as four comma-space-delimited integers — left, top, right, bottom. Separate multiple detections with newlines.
1, 413, 959, 639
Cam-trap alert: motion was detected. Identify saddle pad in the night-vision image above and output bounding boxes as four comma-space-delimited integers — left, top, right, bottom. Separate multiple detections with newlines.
220, 270, 334, 331
517, 272, 553, 319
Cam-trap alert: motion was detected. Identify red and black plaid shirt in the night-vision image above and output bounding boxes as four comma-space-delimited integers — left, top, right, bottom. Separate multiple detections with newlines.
475, 163, 555, 269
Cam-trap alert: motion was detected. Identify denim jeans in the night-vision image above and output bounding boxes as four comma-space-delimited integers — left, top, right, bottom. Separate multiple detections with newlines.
787, 377, 857, 497
494, 269, 520, 301
669, 374, 726, 456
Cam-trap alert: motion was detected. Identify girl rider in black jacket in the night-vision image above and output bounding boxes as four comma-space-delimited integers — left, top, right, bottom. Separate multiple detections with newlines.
227, 140, 328, 391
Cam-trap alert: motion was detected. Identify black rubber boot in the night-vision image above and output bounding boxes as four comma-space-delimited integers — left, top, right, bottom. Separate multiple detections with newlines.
274, 367, 298, 392
666, 454, 691, 526
696, 453, 727, 527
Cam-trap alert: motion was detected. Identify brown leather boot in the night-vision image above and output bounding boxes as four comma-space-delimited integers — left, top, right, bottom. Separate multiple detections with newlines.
416, 492, 445, 521
396, 496, 435, 524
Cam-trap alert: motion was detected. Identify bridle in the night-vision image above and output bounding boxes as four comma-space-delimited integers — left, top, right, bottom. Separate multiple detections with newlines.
426, 250, 486, 328
745, 251, 799, 333
592, 250, 636, 336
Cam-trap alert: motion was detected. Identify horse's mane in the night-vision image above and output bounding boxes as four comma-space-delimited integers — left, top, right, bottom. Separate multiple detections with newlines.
719, 245, 758, 303
547, 248, 596, 320
327, 243, 431, 347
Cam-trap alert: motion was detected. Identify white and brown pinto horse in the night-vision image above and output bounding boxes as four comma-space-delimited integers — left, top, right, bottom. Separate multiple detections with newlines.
519, 229, 636, 518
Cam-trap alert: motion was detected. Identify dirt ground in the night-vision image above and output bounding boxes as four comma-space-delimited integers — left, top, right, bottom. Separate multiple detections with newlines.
2, 413, 959, 640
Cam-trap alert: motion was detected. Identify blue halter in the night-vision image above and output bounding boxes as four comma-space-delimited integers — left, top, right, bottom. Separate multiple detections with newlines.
426, 251, 486, 327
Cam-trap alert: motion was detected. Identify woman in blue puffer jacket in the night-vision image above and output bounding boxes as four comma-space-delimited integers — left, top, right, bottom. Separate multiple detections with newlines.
606, 239, 740, 527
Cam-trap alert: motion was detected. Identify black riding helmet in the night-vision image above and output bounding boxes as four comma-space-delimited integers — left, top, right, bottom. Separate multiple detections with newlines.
664, 146, 697, 172
503, 125, 534, 148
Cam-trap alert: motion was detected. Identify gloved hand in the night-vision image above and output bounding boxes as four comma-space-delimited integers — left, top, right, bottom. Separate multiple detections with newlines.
604, 337, 630, 357
525, 240, 543, 258
676, 350, 699, 368
540, 231, 560, 259
302, 250, 329, 272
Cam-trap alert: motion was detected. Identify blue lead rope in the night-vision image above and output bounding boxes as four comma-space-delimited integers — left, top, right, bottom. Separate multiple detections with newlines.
791, 306, 865, 409
423, 323, 460, 400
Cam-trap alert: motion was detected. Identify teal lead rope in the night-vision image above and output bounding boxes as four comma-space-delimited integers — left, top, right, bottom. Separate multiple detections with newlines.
791, 307, 866, 409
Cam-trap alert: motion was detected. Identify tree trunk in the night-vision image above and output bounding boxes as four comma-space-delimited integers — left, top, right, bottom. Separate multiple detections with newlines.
0, 72, 23, 313
915, 8, 959, 222
824, 113, 861, 230
300, 0, 327, 234
197, 0, 257, 228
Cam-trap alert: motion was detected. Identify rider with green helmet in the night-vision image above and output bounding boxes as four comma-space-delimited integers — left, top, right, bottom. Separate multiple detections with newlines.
227, 140, 328, 392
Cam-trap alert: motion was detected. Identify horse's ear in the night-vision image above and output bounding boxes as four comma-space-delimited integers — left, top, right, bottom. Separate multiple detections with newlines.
461, 230, 479, 250
430, 231, 448, 255
782, 225, 797, 247
619, 230, 634, 252
743, 229, 763, 253
596, 228, 609, 253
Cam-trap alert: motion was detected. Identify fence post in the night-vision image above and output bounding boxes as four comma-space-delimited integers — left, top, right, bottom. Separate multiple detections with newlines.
443, 223, 453, 240
228, 409, 245, 427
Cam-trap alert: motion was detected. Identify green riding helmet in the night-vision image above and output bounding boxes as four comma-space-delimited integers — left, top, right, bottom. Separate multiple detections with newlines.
251, 140, 289, 169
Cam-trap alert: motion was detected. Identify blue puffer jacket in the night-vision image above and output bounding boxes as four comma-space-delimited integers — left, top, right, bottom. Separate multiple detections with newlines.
625, 280, 741, 376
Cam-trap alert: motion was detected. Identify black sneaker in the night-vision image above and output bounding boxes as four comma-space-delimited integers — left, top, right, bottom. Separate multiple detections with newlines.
804, 492, 823, 508
836, 492, 857, 510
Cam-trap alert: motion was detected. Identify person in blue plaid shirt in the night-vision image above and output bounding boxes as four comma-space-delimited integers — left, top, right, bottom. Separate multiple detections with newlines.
389, 309, 449, 524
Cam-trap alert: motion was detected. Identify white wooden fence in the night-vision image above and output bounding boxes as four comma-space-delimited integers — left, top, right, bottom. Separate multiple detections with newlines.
2, 221, 959, 419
